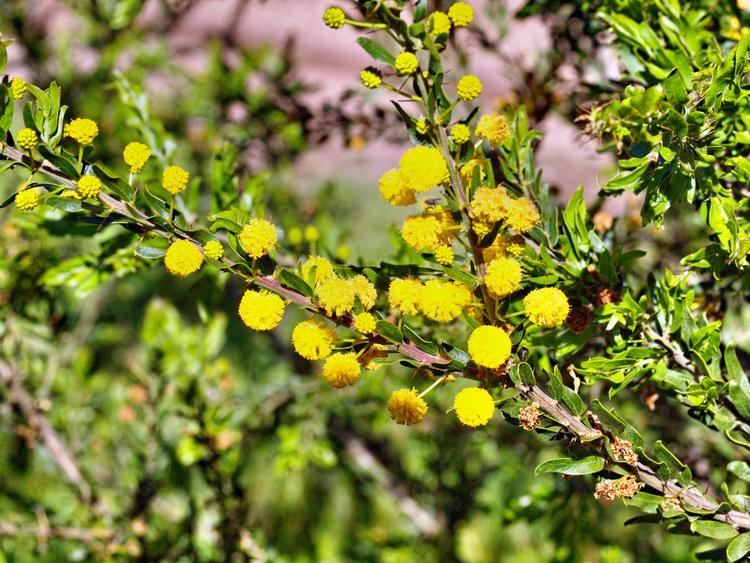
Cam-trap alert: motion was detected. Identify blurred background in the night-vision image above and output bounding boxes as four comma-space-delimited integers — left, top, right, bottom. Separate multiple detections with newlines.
0, 1, 708, 561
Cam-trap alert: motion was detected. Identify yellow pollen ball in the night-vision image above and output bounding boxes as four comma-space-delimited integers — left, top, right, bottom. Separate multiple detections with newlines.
77, 175, 102, 198
123, 142, 151, 173
351, 275, 377, 310
11, 77, 27, 99
450, 124, 471, 144
316, 276, 356, 317
524, 287, 569, 328
353, 312, 377, 334
321, 352, 361, 388
239, 218, 278, 259
454, 387, 495, 427
419, 280, 472, 323
471, 186, 511, 224
292, 320, 336, 360
64, 118, 99, 145
360, 67, 382, 89
475, 114, 510, 145
388, 278, 423, 316
399, 146, 448, 192
415, 118, 429, 135
429, 11, 452, 35
379, 169, 416, 206
485, 257, 522, 298
448, 2, 474, 27
456, 74, 482, 101
394, 52, 419, 75
203, 240, 224, 260
288, 227, 303, 245
387, 389, 428, 425
468, 325, 511, 369
15, 188, 40, 211
17, 128, 38, 151
164, 240, 203, 277
304, 225, 320, 242
434, 245, 454, 265
301, 255, 335, 286
323, 6, 346, 29
162, 166, 189, 195
505, 197, 540, 233
238, 290, 285, 331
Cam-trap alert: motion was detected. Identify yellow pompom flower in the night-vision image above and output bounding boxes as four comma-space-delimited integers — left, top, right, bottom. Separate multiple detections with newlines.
415, 118, 429, 135
470, 186, 511, 226
162, 165, 189, 195
292, 320, 336, 360
394, 52, 419, 75
17, 128, 38, 151
460, 158, 485, 184
301, 255, 335, 285
15, 188, 40, 211
164, 239, 203, 277
336, 244, 350, 261
388, 278, 423, 315
11, 77, 27, 99
64, 118, 99, 145
379, 169, 416, 206
360, 67, 382, 89
399, 146, 448, 192
468, 325, 511, 369
505, 197, 540, 233
239, 218, 278, 259
304, 225, 320, 242
238, 290, 285, 331
475, 114, 510, 145
429, 11, 452, 35
454, 387, 494, 427
323, 6, 346, 29
485, 257, 522, 298
288, 227, 303, 245
402, 215, 443, 252
450, 124, 471, 144
77, 175, 102, 198
419, 280, 472, 322
524, 287, 569, 328
483, 235, 525, 262
448, 1, 474, 27
316, 276, 356, 317
203, 240, 224, 260
321, 352, 361, 388
387, 388, 428, 425
434, 245, 454, 265
353, 312, 377, 334
351, 275, 377, 310
456, 74, 482, 101
123, 142, 151, 173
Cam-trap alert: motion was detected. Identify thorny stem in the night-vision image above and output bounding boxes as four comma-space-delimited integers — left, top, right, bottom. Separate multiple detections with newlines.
3, 140, 750, 531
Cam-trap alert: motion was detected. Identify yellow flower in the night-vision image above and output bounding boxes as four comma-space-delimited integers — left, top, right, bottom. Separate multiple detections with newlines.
456, 74, 482, 101
454, 387, 494, 427
238, 290, 285, 331
524, 287, 569, 328
15, 187, 39, 211
475, 114, 510, 145
415, 118, 429, 135
448, 1, 474, 27
162, 165, 189, 195
482, 235, 525, 262
321, 352, 361, 388
203, 240, 224, 260
360, 67, 382, 89
468, 325, 511, 369
485, 257, 522, 298
164, 239, 203, 277
434, 245, 454, 265
419, 279, 472, 322
394, 52, 419, 75
77, 175, 102, 198
505, 197, 540, 233
64, 118, 99, 145
402, 215, 442, 252
460, 158, 485, 184
379, 169, 417, 206
316, 276, 356, 316
470, 186, 511, 224
387, 389, 428, 425
351, 275, 377, 310
353, 312, 377, 334
388, 278, 422, 315
123, 142, 151, 173
323, 6, 346, 29
301, 255, 335, 285
17, 128, 38, 151
399, 146, 448, 192
239, 218, 278, 258
336, 244, 350, 261
11, 77, 27, 99
450, 124, 471, 144
292, 320, 336, 360
429, 11, 451, 35
304, 225, 320, 242
288, 227, 303, 245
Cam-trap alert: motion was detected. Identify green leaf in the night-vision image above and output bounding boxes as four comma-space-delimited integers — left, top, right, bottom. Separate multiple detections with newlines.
356, 37, 395, 65
690, 520, 738, 540
535, 456, 605, 476
278, 269, 314, 298
376, 320, 403, 343
37, 146, 79, 179
728, 461, 750, 483
45, 196, 83, 213
134, 238, 168, 259
727, 532, 750, 562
